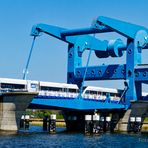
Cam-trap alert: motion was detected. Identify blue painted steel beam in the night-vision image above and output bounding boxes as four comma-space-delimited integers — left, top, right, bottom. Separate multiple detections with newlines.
31, 23, 148, 50
31, 23, 77, 44
75, 64, 126, 81
96, 16, 148, 39
134, 65, 148, 82
31, 23, 113, 50
31, 98, 126, 110
61, 27, 113, 36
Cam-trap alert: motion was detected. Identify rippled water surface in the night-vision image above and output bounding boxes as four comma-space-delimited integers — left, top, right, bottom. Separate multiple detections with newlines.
0, 126, 147, 148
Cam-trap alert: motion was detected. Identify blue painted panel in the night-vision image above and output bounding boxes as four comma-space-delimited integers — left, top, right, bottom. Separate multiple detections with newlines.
31, 97, 126, 110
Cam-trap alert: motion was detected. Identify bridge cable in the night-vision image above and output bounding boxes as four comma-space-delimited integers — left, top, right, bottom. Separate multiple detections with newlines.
23, 36, 36, 80
78, 34, 95, 98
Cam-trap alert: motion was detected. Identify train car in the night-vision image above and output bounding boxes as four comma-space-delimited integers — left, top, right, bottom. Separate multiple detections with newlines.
0, 78, 39, 92
39, 81, 79, 98
0, 78, 27, 92
82, 86, 122, 103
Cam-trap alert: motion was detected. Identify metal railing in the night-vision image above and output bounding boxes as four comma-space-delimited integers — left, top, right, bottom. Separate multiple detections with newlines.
37, 90, 121, 103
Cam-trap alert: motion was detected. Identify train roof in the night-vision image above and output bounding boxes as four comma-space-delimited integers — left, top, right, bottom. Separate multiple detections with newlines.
84, 86, 120, 93
39, 81, 78, 89
0, 77, 27, 84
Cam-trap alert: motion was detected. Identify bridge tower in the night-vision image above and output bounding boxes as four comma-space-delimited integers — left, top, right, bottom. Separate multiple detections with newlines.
30, 16, 148, 132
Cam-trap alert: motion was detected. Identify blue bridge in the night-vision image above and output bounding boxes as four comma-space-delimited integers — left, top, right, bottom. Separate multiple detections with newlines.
28, 16, 148, 111
0, 16, 148, 132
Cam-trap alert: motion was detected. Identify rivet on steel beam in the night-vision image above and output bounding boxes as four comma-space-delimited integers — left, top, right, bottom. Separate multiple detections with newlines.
143, 71, 147, 77
114, 69, 117, 73
98, 70, 102, 76
128, 49, 132, 54
128, 70, 132, 77
106, 70, 109, 74
91, 70, 95, 75
121, 69, 125, 74
69, 53, 73, 58
76, 71, 81, 77
135, 72, 139, 77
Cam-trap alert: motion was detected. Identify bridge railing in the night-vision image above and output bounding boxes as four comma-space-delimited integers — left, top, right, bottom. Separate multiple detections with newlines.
38, 90, 79, 98
37, 90, 121, 103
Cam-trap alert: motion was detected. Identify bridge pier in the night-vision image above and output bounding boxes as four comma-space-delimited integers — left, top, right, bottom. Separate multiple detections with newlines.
63, 103, 148, 133
112, 101, 148, 132
63, 110, 85, 132
0, 92, 37, 131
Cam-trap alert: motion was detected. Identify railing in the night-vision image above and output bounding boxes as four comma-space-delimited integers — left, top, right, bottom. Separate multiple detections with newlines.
38, 90, 78, 98
0, 88, 121, 103
37, 90, 121, 103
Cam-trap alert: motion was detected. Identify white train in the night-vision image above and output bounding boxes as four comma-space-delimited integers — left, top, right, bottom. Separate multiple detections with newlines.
39, 81, 79, 98
81, 86, 122, 102
0, 78, 147, 102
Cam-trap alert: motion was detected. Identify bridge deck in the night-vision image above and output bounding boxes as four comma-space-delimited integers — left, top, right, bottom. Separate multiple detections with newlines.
30, 96, 126, 110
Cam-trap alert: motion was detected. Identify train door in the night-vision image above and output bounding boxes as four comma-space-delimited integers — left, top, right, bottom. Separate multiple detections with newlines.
27, 80, 39, 92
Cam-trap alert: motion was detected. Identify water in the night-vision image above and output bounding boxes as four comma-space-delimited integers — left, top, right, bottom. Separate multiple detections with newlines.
0, 126, 147, 148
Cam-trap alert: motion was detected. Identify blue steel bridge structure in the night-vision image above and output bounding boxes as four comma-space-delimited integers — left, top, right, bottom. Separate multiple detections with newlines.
0, 16, 148, 132
26, 16, 148, 111
0, 16, 148, 112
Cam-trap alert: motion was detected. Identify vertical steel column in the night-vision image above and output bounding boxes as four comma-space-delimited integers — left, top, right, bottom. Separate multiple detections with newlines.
125, 40, 142, 104
67, 44, 82, 87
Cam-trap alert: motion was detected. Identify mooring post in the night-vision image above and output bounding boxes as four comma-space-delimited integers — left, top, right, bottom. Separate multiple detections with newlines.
85, 115, 93, 135
48, 114, 56, 134
92, 114, 100, 135
43, 115, 48, 131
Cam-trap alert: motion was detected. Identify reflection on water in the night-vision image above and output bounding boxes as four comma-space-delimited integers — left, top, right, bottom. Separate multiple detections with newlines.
0, 125, 147, 148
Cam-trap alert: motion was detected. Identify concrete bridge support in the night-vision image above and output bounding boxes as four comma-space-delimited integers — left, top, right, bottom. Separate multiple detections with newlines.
116, 101, 148, 132
63, 102, 148, 133
0, 92, 37, 131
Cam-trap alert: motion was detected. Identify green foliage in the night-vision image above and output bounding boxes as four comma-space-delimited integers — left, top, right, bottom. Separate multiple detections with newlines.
144, 117, 148, 121
25, 109, 64, 119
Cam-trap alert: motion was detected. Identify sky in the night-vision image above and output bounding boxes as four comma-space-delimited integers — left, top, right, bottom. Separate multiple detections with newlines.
0, 0, 148, 91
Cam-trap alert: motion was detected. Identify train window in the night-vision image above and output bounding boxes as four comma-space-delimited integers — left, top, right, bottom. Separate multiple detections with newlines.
85, 90, 90, 94
98, 92, 101, 95
41, 86, 62, 91
89, 90, 97, 94
102, 92, 106, 96
68, 88, 78, 93
110, 93, 116, 96
1, 83, 25, 89
117, 93, 121, 97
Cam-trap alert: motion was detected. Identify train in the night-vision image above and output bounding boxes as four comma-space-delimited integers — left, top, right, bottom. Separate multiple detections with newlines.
0, 78, 147, 102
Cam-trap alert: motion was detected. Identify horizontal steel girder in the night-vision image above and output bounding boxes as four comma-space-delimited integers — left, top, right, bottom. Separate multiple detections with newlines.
75, 64, 126, 81
135, 64, 148, 82
61, 27, 113, 36
75, 64, 148, 82
96, 16, 148, 39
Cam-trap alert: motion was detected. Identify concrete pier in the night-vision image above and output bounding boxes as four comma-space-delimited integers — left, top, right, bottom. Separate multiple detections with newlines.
0, 92, 37, 131
117, 101, 148, 132
117, 110, 131, 132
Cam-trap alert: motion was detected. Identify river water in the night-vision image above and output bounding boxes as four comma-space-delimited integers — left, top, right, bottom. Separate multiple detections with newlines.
0, 126, 147, 148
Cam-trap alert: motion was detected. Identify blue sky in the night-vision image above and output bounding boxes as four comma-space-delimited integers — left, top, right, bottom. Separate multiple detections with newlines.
0, 0, 148, 90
